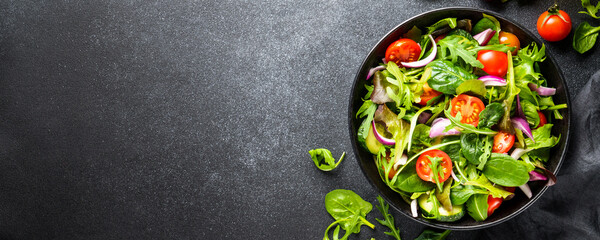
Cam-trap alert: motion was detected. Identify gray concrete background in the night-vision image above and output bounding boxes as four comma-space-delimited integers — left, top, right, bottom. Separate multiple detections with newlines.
0, 0, 596, 239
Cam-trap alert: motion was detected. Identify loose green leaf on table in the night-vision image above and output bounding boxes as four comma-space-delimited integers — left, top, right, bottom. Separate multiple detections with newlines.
414, 229, 451, 240
309, 149, 346, 171
323, 189, 375, 240
580, 0, 600, 19
573, 21, 600, 54
375, 196, 402, 240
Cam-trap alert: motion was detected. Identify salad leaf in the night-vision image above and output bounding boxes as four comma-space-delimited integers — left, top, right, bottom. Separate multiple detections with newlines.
450, 184, 488, 205
478, 102, 504, 129
572, 21, 600, 54
514, 43, 545, 83
460, 133, 484, 165
386, 61, 414, 110
483, 153, 530, 187
466, 194, 488, 221
356, 100, 377, 147
481, 13, 501, 45
371, 71, 394, 104
472, 16, 495, 35
447, 28, 476, 41
427, 60, 478, 95
404, 25, 423, 42
435, 179, 453, 211
456, 79, 487, 97
580, 0, 600, 19
393, 160, 436, 192
439, 135, 461, 163
521, 100, 540, 127
408, 124, 432, 156
427, 18, 457, 34
464, 174, 514, 198
498, 51, 519, 134
375, 196, 402, 240
309, 149, 346, 171
324, 189, 375, 234
524, 124, 559, 150
414, 229, 451, 240
444, 108, 497, 135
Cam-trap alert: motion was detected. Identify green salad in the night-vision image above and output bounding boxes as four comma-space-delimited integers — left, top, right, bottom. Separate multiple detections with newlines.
356, 14, 567, 222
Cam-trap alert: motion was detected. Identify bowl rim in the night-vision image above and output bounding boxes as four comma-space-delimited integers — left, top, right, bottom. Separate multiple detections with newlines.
348, 6, 571, 230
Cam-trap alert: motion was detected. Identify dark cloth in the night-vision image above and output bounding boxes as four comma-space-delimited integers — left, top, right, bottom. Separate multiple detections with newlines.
479, 71, 600, 239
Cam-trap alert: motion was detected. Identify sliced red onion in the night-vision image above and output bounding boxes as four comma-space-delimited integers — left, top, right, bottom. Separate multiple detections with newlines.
478, 75, 507, 86
372, 120, 395, 145
529, 170, 548, 181
401, 35, 436, 68
451, 169, 460, 183
528, 83, 556, 96
510, 148, 531, 160
473, 28, 496, 46
417, 111, 433, 124
411, 199, 418, 217
516, 95, 525, 119
429, 118, 460, 138
366, 66, 386, 81
382, 57, 388, 64
519, 183, 532, 199
511, 117, 534, 142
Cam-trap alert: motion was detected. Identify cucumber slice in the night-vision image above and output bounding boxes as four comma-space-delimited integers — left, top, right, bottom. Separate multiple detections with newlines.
365, 123, 382, 154
418, 195, 465, 222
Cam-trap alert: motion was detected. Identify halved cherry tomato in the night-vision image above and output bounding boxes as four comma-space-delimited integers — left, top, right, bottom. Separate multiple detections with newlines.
499, 31, 520, 55
450, 94, 485, 127
538, 111, 547, 128
487, 187, 516, 216
492, 131, 515, 153
418, 83, 442, 105
416, 149, 452, 183
537, 4, 571, 42
477, 50, 508, 77
385, 38, 422, 65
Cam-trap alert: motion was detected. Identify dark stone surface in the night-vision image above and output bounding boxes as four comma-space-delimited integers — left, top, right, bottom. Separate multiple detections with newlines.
0, 0, 596, 239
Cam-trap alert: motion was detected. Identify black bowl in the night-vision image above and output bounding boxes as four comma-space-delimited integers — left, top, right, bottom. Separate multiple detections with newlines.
348, 7, 571, 230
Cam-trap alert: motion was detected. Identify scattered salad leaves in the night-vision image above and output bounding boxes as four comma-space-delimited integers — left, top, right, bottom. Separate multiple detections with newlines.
309, 149, 346, 171
573, 21, 600, 53
580, 0, 600, 19
375, 196, 402, 240
414, 229, 452, 240
324, 189, 375, 240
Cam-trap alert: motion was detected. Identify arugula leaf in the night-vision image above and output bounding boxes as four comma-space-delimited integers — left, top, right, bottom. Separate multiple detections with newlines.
472, 16, 495, 35
444, 108, 497, 135
478, 102, 504, 129
356, 100, 377, 148
414, 229, 451, 240
573, 21, 600, 54
497, 51, 519, 134
324, 189, 375, 235
447, 28, 476, 41
309, 149, 346, 171
483, 153, 530, 187
386, 61, 414, 110
514, 43, 545, 83
466, 194, 488, 221
427, 60, 478, 95
375, 196, 402, 240
580, 0, 600, 19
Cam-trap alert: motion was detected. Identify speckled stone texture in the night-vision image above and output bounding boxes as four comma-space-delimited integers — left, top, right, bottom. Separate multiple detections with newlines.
0, 0, 596, 239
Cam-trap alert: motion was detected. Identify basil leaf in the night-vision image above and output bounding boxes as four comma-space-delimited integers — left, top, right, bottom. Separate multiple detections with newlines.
482, 153, 529, 187
478, 102, 504, 129
573, 21, 600, 54
427, 60, 478, 95
394, 160, 436, 192
466, 194, 489, 221
309, 149, 346, 171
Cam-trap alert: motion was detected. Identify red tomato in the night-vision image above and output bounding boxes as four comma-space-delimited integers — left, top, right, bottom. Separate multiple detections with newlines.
536, 5, 572, 42
477, 50, 508, 77
385, 38, 422, 65
416, 150, 452, 183
450, 94, 485, 127
381, 154, 398, 179
487, 187, 515, 216
492, 132, 515, 153
499, 31, 520, 55
418, 83, 442, 105
434, 34, 447, 43
538, 111, 547, 128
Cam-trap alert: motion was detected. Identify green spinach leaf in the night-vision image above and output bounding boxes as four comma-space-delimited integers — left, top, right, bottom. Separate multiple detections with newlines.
521, 100, 540, 127
324, 189, 375, 235
393, 160, 436, 192
524, 124, 559, 150
466, 194, 489, 221
573, 21, 600, 54
460, 133, 484, 165
482, 153, 529, 187
456, 79, 487, 97
478, 102, 504, 129
427, 60, 478, 95
450, 184, 488, 205
464, 174, 514, 198
427, 18, 457, 34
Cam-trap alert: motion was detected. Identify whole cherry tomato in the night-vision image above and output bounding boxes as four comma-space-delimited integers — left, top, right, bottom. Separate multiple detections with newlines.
499, 31, 520, 55
537, 4, 572, 42
385, 38, 422, 65
538, 111, 547, 128
477, 50, 508, 77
